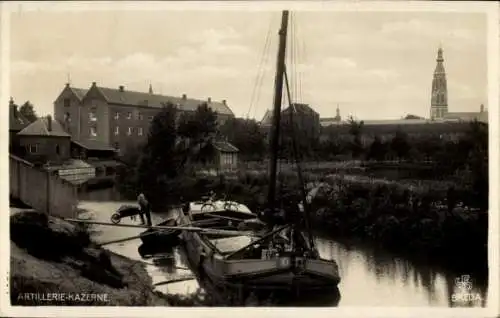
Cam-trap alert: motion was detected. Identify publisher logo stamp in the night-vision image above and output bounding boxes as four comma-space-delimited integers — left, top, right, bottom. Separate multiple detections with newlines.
451, 275, 482, 304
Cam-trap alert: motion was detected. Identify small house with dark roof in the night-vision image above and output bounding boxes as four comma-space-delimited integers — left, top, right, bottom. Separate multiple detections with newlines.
17, 115, 71, 165
212, 140, 239, 172
54, 82, 235, 152
192, 139, 239, 174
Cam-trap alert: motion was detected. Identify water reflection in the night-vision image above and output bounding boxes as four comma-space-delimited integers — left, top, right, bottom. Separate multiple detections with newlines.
152, 255, 176, 273
315, 237, 488, 307
79, 199, 488, 307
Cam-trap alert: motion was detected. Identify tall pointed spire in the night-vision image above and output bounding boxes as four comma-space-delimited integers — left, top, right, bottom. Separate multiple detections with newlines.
430, 46, 448, 120
148, 83, 153, 94
437, 46, 443, 62
334, 103, 341, 122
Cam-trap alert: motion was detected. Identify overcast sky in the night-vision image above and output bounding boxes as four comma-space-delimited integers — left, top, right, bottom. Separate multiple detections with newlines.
8, 7, 488, 120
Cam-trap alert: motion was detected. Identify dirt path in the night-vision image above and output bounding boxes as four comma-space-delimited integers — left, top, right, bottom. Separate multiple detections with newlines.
9, 209, 171, 306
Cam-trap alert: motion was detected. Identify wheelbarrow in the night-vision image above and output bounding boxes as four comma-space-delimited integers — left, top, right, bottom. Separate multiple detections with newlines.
110, 205, 142, 224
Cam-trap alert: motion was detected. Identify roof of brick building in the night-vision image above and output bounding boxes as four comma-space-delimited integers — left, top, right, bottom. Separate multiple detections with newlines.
64, 83, 234, 116
17, 116, 70, 137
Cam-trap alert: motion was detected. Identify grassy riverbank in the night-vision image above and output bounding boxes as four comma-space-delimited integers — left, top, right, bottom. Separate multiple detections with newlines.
9, 210, 171, 306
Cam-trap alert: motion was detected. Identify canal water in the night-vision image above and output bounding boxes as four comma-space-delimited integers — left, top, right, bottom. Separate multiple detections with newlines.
78, 188, 488, 307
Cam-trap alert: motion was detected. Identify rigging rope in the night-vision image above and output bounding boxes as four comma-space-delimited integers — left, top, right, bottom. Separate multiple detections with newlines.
247, 13, 275, 119
283, 65, 316, 251
294, 15, 306, 102
289, 12, 295, 104
292, 12, 299, 104
295, 13, 304, 103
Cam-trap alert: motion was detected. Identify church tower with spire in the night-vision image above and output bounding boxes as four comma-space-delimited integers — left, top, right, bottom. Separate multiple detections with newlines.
334, 104, 341, 122
430, 46, 448, 120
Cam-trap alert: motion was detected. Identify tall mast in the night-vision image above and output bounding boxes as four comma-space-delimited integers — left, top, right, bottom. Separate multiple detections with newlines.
267, 10, 289, 212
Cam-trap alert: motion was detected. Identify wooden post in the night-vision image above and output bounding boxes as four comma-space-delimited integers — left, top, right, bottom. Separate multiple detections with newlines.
72, 184, 77, 219
46, 171, 51, 216
16, 159, 21, 200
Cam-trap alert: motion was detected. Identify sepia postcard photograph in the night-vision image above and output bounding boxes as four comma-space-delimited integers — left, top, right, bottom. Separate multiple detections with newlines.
1, 1, 499, 317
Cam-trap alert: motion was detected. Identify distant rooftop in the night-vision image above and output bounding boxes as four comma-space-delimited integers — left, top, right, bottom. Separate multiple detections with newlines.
212, 140, 239, 153
260, 103, 317, 126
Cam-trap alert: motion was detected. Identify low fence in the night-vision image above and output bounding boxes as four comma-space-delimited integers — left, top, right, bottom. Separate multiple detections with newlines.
239, 160, 366, 173
9, 154, 78, 219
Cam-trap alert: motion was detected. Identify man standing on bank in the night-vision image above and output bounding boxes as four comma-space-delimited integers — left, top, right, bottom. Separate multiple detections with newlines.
137, 192, 152, 226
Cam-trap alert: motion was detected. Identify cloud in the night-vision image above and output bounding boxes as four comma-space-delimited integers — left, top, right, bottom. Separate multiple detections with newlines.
187, 27, 241, 45
11, 56, 114, 75
380, 19, 429, 35
9, 11, 487, 120
322, 57, 358, 70
180, 26, 252, 64
448, 81, 479, 99
301, 56, 399, 90
380, 18, 478, 43
365, 69, 399, 82
11, 61, 47, 75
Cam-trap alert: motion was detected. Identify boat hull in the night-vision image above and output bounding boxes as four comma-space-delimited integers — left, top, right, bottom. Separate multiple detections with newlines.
140, 230, 180, 245
178, 211, 341, 299
179, 235, 340, 305
139, 217, 180, 250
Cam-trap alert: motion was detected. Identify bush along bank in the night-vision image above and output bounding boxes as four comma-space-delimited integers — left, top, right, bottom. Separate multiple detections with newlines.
307, 176, 488, 276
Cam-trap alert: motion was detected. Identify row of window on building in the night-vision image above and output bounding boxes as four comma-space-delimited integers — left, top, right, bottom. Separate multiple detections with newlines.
87, 126, 145, 137
25, 144, 61, 154
86, 109, 155, 122
113, 126, 144, 136
113, 111, 154, 121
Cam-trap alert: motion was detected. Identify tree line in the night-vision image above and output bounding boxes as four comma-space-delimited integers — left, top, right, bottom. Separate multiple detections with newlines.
116, 102, 487, 209
117, 102, 221, 208
10, 99, 38, 123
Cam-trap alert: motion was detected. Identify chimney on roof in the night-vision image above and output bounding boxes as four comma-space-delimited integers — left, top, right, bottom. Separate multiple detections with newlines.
65, 83, 70, 88
119, 85, 125, 92
47, 115, 52, 132
149, 83, 153, 94
480, 104, 485, 113
222, 99, 227, 106
208, 97, 212, 103
92, 82, 97, 87
182, 94, 187, 100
